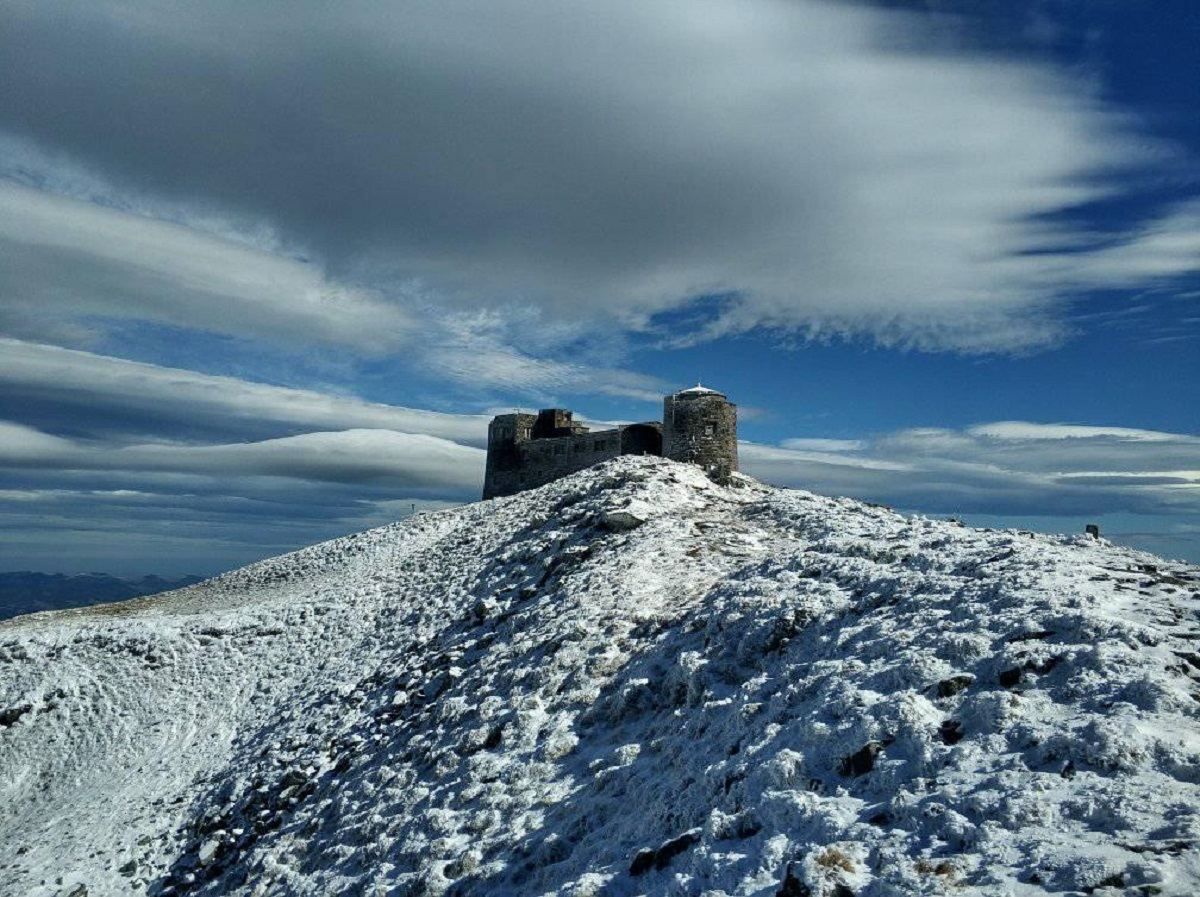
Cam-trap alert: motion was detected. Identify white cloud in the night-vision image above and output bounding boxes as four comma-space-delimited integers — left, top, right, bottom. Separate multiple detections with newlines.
1, 0, 1195, 353
0, 182, 413, 350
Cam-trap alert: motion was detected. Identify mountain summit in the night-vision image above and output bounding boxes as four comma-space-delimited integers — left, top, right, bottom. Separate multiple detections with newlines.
2, 457, 1198, 896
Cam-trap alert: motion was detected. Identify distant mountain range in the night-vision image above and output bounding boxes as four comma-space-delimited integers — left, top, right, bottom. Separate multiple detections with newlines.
0, 571, 205, 621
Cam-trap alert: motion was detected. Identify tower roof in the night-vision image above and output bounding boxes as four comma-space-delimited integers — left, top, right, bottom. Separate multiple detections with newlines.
674, 384, 725, 398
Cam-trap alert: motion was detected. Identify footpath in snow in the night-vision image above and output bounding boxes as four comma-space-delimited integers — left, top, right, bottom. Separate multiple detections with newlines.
1, 456, 1199, 897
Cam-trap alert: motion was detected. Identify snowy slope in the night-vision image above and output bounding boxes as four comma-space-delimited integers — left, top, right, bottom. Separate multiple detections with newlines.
1, 456, 1199, 897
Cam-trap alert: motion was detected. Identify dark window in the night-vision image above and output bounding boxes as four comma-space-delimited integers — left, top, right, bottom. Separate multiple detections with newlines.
704, 423, 716, 436
554, 445, 564, 455
594, 440, 606, 451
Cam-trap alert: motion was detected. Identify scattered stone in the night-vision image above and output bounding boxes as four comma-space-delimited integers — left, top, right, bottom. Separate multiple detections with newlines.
117, 859, 136, 876
197, 838, 221, 866
601, 508, 648, 532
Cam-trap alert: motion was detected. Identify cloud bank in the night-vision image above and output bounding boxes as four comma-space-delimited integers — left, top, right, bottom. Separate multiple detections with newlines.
0, 338, 492, 445
0, 342, 1195, 571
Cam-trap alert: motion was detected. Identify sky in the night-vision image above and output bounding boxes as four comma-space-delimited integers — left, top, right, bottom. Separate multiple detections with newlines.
0, 0, 1197, 576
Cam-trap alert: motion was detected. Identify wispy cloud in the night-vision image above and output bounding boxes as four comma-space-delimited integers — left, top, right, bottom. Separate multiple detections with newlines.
425, 311, 667, 402
744, 421, 1200, 521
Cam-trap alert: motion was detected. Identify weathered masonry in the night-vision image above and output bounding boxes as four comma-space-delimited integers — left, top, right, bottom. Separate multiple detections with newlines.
483, 386, 738, 499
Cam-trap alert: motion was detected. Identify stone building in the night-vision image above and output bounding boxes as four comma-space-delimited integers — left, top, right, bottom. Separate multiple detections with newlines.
483, 386, 738, 499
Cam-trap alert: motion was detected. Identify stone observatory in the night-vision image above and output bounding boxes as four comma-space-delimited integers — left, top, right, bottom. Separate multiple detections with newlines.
482, 385, 738, 499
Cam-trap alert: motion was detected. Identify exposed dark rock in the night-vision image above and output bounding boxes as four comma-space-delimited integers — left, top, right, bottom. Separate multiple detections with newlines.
938, 720, 963, 745
1174, 652, 1200, 673
1007, 630, 1055, 643
1084, 872, 1125, 892
998, 667, 1023, 688
0, 703, 33, 728
936, 675, 974, 698
776, 863, 812, 896
839, 742, 883, 777
1118, 840, 1193, 856
1029, 655, 1063, 676
629, 848, 657, 876
629, 827, 703, 875
734, 813, 763, 839
483, 726, 503, 749
654, 828, 702, 870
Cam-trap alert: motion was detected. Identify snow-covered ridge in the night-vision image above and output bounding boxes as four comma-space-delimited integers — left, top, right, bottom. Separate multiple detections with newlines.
1, 456, 1198, 897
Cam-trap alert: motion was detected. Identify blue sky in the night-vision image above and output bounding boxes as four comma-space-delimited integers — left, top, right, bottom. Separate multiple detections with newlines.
0, 0, 1197, 575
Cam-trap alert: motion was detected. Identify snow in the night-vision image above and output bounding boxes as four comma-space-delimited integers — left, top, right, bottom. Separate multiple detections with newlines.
1, 455, 1198, 896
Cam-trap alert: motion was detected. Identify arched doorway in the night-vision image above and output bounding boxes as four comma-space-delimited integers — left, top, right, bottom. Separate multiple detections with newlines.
620, 423, 663, 456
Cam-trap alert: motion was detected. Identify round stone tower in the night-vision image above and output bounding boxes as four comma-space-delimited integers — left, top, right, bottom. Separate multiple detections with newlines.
662, 385, 738, 483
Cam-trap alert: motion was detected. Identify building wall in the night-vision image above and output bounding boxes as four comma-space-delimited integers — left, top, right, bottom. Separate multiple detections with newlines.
483, 413, 536, 500
662, 392, 738, 483
483, 426, 630, 499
